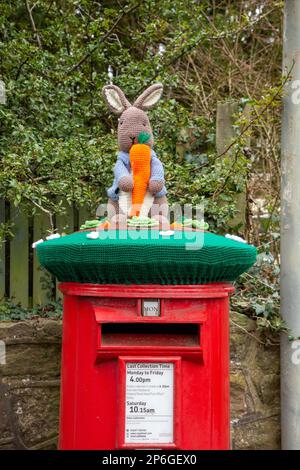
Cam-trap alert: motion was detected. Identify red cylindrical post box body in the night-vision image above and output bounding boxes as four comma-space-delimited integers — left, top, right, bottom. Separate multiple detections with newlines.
58, 282, 233, 450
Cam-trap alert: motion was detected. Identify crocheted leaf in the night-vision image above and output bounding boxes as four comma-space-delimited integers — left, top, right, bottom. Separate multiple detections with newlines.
137, 132, 151, 144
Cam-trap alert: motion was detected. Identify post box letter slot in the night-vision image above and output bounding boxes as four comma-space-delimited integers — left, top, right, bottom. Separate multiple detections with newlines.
101, 323, 200, 347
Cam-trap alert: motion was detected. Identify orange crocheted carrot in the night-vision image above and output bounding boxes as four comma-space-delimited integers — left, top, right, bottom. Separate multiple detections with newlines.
129, 132, 151, 217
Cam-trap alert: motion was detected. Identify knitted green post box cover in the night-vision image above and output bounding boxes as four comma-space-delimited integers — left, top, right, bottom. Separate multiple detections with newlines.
36, 230, 257, 285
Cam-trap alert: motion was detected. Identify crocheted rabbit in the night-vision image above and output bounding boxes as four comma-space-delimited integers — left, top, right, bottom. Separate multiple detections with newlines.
101, 83, 168, 226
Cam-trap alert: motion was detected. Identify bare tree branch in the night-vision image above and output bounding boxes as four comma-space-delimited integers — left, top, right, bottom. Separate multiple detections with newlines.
24, 0, 42, 49
24, 196, 54, 232
67, 2, 141, 74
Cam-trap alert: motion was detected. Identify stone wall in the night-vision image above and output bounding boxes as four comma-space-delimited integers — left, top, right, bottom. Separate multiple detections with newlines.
0, 320, 61, 449
0, 313, 280, 450
230, 312, 280, 449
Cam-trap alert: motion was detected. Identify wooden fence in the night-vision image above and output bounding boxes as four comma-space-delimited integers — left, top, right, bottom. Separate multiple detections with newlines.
0, 100, 248, 307
0, 201, 92, 307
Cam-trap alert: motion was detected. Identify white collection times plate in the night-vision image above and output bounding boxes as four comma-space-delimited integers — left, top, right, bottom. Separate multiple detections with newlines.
125, 362, 174, 444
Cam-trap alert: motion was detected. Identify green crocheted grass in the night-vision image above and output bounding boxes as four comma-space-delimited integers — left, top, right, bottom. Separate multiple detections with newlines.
36, 230, 257, 285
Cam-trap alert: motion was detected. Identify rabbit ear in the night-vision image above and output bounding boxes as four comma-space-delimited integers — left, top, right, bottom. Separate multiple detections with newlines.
133, 83, 163, 110
102, 85, 131, 114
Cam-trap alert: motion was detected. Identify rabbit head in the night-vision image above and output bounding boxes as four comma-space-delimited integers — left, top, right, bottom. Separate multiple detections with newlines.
102, 83, 163, 152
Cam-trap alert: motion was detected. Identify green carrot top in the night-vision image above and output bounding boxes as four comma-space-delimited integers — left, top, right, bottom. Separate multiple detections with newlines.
137, 131, 151, 144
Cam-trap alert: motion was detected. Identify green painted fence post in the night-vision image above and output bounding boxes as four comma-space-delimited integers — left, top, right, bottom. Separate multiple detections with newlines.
216, 101, 250, 232
33, 211, 52, 305
0, 200, 5, 301
10, 205, 29, 307
55, 202, 75, 300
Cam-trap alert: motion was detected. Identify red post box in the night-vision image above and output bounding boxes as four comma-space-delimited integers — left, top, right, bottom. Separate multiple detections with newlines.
58, 282, 234, 450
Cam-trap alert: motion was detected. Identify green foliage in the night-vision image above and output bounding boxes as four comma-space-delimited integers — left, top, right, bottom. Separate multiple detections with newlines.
0, 0, 282, 230
0, 1, 283, 329
0, 298, 62, 321
232, 242, 284, 338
